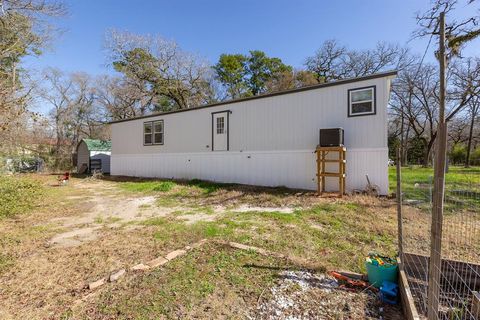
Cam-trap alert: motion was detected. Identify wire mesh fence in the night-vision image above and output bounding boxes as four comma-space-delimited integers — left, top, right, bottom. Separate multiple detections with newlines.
398, 165, 480, 319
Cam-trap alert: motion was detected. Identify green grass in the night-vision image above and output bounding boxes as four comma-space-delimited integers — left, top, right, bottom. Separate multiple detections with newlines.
0, 175, 43, 218
119, 180, 177, 193
139, 200, 396, 273
389, 165, 480, 211
119, 179, 229, 195
187, 179, 227, 194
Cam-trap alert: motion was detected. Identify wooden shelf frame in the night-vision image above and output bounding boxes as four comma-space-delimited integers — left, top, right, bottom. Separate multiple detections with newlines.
316, 146, 346, 197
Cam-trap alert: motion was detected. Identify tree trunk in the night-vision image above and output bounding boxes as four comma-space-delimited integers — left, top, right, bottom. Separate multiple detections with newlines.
465, 111, 475, 168
424, 138, 436, 167
400, 103, 405, 165
403, 124, 411, 165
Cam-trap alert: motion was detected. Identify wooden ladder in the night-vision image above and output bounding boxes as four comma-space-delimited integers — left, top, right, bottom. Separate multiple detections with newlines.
316, 146, 346, 197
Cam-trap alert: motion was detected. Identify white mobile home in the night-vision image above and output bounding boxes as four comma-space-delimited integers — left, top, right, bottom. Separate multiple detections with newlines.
110, 71, 396, 195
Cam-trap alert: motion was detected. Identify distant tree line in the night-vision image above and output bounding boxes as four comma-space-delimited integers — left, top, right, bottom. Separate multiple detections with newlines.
1, 0, 479, 170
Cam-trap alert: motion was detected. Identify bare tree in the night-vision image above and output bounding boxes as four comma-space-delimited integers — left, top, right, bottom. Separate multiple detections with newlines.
0, 0, 65, 153
104, 29, 216, 111
465, 95, 480, 166
415, 0, 480, 56
305, 40, 413, 83
39, 68, 105, 168
95, 75, 155, 120
389, 56, 480, 166
304, 40, 346, 83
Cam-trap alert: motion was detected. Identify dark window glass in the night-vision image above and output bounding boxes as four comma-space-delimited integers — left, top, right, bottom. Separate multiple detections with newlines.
351, 102, 373, 114
144, 133, 152, 144
153, 120, 164, 144
154, 121, 163, 133
144, 123, 152, 134
216, 117, 224, 134
144, 122, 153, 144
154, 133, 163, 144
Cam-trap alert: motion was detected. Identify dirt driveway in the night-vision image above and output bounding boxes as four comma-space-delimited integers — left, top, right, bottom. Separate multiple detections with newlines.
0, 175, 402, 319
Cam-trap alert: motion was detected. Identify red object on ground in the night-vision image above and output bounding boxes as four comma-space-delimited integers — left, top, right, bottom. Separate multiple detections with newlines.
329, 271, 378, 292
58, 172, 70, 183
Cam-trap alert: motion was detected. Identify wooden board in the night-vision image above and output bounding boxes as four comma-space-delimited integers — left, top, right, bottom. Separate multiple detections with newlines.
472, 291, 480, 319
398, 258, 422, 320
315, 147, 346, 197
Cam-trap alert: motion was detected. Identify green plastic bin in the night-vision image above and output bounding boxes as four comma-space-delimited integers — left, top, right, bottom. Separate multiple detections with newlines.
365, 261, 398, 288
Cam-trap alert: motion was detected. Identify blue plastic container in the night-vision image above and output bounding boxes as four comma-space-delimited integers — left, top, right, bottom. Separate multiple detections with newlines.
380, 281, 399, 304
365, 260, 398, 288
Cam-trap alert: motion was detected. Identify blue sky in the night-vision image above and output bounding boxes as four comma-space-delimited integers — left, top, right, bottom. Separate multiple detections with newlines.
25, 0, 479, 75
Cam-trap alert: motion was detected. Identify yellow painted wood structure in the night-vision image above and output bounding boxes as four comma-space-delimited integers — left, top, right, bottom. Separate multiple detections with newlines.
316, 146, 346, 197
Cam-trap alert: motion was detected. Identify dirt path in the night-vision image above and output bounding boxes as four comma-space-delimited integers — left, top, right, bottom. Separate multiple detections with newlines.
46, 179, 298, 248
46, 180, 180, 247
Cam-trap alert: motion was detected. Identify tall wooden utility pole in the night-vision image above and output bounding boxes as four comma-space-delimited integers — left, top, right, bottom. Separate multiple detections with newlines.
427, 11, 447, 320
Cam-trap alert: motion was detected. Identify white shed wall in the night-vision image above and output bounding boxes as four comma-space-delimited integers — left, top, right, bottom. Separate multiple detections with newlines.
91, 151, 111, 173
111, 75, 393, 194
77, 142, 90, 171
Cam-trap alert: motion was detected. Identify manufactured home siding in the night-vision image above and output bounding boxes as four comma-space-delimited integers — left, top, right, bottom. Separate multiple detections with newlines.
111, 75, 393, 194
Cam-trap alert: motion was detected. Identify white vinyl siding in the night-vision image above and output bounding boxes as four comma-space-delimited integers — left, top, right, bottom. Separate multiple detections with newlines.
111, 75, 394, 194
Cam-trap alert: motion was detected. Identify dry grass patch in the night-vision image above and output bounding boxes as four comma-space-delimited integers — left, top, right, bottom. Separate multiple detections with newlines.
0, 175, 403, 319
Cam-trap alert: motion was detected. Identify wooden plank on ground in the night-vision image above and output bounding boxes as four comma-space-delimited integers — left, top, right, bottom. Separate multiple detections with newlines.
398, 258, 421, 320
472, 291, 480, 319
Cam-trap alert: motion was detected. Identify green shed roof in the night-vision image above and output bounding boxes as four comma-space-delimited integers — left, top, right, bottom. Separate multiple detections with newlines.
82, 139, 111, 152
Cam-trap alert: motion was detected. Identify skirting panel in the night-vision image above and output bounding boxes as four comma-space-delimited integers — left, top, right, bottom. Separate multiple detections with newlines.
111, 148, 389, 194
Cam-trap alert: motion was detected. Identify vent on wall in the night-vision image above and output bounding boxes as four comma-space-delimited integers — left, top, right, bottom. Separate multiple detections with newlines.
319, 128, 344, 147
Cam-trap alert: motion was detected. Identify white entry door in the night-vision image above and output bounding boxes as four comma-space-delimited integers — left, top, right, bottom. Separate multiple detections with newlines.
212, 111, 229, 151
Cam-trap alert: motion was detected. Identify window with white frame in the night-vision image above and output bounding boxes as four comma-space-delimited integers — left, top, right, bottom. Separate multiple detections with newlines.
216, 116, 225, 134
348, 86, 376, 117
143, 122, 152, 145
144, 120, 164, 145
153, 120, 164, 144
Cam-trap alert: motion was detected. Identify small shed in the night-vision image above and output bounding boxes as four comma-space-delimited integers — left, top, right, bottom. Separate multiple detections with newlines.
76, 139, 111, 174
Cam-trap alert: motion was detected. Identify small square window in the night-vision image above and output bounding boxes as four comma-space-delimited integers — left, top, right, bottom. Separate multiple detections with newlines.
348, 86, 376, 117
216, 117, 225, 134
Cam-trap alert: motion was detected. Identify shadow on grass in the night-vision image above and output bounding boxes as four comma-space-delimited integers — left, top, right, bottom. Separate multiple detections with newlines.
102, 175, 315, 198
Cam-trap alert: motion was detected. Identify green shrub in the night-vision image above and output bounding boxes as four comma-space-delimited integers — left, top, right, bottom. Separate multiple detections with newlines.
471, 148, 480, 166
0, 175, 43, 218
449, 144, 467, 165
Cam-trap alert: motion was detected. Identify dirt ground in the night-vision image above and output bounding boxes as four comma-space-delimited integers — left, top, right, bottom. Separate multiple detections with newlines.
0, 174, 404, 319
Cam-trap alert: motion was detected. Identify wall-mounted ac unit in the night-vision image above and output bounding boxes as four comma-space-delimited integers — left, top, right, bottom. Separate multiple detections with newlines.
319, 128, 344, 147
